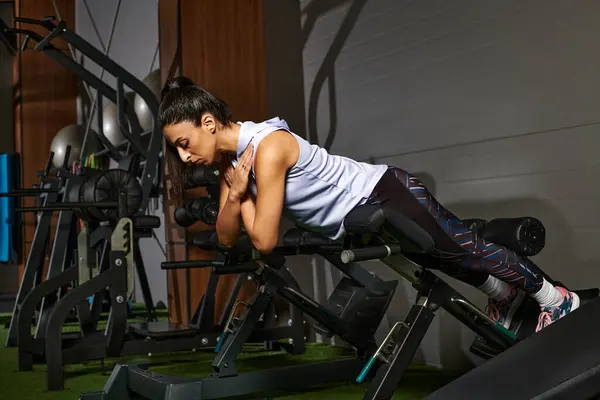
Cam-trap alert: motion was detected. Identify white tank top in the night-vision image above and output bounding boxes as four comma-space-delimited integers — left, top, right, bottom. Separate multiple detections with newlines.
231, 117, 388, 240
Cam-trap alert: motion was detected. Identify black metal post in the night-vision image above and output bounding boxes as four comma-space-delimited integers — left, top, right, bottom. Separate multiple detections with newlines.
132, 239, 157, 321
35, 195, 77, 339
5, 181, 59, 347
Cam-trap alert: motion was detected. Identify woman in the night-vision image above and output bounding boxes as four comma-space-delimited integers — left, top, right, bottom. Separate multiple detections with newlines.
159, 76, 579, 333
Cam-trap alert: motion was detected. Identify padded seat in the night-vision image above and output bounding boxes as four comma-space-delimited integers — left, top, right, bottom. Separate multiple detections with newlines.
342, 204, 546, 257
282, 228, 340, 247
343, 204, 435, 254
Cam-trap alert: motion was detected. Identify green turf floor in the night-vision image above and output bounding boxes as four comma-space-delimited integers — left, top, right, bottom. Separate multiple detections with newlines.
0, 312, 460, 399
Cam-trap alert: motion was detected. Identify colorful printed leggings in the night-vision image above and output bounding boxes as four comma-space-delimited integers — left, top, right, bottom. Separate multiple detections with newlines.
366, 167, 544, 293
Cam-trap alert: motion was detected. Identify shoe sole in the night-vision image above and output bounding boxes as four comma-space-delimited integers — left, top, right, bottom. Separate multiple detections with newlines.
504, 290, 527, 329
571, 291, 581, 311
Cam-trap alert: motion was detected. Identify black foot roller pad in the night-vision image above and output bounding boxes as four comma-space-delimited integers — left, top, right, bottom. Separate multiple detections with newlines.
426, 296, 600, 400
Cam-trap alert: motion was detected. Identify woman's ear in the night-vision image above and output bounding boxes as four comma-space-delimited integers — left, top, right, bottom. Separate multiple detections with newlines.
201, 113, 217, 133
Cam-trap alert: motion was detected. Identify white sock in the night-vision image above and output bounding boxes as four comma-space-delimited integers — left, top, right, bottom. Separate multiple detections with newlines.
532, 278, 564, 308
478, 275, 512, 301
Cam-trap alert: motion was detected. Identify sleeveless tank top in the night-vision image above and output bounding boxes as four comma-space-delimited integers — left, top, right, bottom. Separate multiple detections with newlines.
231, 117, 388, 240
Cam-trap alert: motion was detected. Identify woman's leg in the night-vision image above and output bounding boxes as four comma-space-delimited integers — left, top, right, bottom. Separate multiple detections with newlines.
367, 167, 579, 331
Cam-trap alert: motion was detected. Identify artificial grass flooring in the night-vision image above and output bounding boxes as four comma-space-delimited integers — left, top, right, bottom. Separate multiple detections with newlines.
0, 312, 459, 399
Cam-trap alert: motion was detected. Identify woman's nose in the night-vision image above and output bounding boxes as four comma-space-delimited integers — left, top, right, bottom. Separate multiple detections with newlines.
177, 148, 191, 162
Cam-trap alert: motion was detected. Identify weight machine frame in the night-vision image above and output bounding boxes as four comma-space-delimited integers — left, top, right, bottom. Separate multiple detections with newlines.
0, 15, 162, 213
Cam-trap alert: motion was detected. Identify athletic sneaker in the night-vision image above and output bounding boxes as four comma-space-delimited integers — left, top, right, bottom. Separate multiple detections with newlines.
536, 287, 580, 332
486, 287, 526, 329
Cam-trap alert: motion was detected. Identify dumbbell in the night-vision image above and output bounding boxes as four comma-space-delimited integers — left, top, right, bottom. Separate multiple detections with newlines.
184, 164, 220, 189
174, 197, 219, 227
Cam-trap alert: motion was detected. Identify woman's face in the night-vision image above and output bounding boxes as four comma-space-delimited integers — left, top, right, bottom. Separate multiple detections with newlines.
163, 117, 218, 166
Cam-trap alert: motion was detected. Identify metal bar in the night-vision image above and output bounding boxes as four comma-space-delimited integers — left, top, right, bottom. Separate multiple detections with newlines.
441, 290, 515, 350
218, 274, 248, 328
5, 184, 59, 347
34, 206, 76, 339
50, 20, 164, 208
89, 130, 152, 157
0, 191, 51, 197
324, 253, 379, 288
362, 305, 435, 400
17, 266, 79, 371
82, 358, 367, 400
44, 258, 128, 391
214, 264, 259, 274
0, 16, 17, 55
46, 3, 93, 101
80, 0, 122, 162
212, 286, 275, 377
95, 93, 124, 160
3, 188, 57, 194
149, 43, 159, 74
115, 76, 146, 156
133, 239, 157, 321
161, 260, 224, 269
8, 26, 125, 162
105, 251, 129, 358
16, 201, 118, 212
82, 0, 107, 52
191, 271, 218, 331
277, 267, 307, 355
268, 269, 346, 337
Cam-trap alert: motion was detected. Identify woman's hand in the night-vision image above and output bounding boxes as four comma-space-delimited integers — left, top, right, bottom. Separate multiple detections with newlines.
220, 154, 235, 187
228, 144, 254, 200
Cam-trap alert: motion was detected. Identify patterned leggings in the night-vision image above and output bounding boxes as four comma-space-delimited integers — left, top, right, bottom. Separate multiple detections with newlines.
366, 167, 544, 293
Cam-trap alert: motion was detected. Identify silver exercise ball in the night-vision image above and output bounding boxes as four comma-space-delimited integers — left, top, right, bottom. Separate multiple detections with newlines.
101, 91, 136, 147
134, 69, 161, 131
50, 124, 101, 168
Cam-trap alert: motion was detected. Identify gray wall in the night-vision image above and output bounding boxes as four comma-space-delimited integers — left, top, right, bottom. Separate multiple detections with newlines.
298, 0, 600, 371
75, 0, 167, 306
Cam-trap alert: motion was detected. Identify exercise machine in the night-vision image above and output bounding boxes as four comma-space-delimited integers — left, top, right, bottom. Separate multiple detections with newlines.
339, 205, 598, 400
4, 150, 157, 348
80, 223, 400, 400
82, 200, 598, 399
1, 12, 163, 348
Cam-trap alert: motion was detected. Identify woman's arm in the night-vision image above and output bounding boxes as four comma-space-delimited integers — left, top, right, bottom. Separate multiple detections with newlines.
244, 131, 298, 253
215, 157, 243, 248
216, 179, 244, 248
240, 194, 257, 235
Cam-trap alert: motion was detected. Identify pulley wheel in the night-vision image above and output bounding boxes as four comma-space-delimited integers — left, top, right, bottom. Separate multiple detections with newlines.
81, 169, 143, 221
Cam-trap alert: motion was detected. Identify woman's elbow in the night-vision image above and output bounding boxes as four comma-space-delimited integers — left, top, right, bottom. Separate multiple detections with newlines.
216, 228, 237, 249
253, 237, 278, 254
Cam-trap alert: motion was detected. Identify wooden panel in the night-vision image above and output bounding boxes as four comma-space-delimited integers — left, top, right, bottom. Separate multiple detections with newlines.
158, 0, 188, 324
14, 0, 77, 282
180, 0, 267, 121
158, 0, 180, 86
179, 0, 267, 324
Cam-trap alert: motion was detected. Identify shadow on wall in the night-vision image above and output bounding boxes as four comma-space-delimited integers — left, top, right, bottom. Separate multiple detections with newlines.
303, 0, 368, 150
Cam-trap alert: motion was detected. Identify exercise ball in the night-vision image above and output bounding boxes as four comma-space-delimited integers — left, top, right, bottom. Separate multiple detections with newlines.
134, 69, 161, 131
101, 91, 136, 147
50, 124, 102, 168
